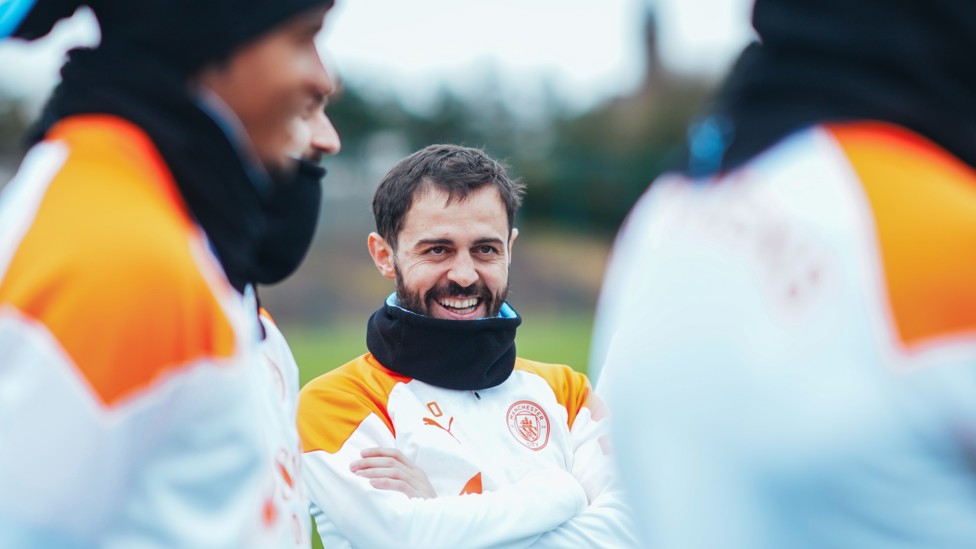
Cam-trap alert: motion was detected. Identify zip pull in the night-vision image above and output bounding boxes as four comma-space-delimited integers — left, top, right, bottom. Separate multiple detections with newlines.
473, 391, 481, 400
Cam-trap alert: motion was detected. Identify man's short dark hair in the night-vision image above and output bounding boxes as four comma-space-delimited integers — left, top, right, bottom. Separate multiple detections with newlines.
372, 144, 525, 249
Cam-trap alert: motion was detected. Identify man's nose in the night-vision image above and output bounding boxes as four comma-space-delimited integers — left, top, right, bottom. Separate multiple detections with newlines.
447, 253, 478, 288
309, 112, 341, 157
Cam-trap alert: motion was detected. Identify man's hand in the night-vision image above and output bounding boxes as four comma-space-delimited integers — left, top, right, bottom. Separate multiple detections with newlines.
350, 447, 437, 499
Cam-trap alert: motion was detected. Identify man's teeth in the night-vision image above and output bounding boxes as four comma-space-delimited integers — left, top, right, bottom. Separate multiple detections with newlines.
439, 298, 478, 310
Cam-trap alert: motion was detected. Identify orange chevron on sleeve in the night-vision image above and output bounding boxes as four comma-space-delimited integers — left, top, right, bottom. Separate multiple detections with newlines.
459, 472, 483, 495
0, 115, 236, 407
514, 359, 601, 429
829, 122, 976, 349
298, 354, 410, 454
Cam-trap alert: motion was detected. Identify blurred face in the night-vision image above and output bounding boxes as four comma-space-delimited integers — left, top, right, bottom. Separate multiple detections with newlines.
368, 186, 517, 320
287, 92, 341, 163
197, 4, 333, 169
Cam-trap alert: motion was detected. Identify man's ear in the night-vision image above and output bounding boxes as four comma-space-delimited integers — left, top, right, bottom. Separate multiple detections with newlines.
368, 232, 397, 280
507, 228, 518, 266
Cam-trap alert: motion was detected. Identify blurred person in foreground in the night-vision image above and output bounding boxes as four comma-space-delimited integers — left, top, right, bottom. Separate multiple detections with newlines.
257, 92, 340, 548
297, 144, 638, 548
591, 0, 976, 547
0, 0, 337, 546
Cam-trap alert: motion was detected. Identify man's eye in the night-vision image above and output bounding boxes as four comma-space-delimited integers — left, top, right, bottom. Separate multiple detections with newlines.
428, 246, 446, 255
478, 245, 497, 254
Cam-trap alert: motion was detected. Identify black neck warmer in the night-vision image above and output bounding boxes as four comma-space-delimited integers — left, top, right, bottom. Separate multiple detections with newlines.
682, 0, 976, 177
366, 298, 522, 391
30, 46, 324, 293
254, 158, 325, 285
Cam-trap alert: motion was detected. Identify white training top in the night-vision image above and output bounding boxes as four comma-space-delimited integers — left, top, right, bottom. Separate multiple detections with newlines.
593, 122, 976, 548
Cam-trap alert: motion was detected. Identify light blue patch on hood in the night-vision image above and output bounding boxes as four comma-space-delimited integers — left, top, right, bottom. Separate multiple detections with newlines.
385, 292, 516, 319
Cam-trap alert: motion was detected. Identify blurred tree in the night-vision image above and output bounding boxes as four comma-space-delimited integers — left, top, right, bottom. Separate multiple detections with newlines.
326, 84, 400, 157
325, 72, 711, 234
522, 76, 710, 234
319, 5, 714, 235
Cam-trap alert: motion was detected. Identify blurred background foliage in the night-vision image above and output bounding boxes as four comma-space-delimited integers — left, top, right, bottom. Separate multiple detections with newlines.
320, 13, 711, 238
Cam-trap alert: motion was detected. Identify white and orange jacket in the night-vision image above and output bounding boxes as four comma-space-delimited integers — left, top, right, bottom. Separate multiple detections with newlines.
0, 115, 294, 548
298, 353, 638, 548
258, 310, 312, 548
593, 122, 976, 548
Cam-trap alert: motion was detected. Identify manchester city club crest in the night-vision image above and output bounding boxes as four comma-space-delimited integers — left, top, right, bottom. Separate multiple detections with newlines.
506, 400, 550, 450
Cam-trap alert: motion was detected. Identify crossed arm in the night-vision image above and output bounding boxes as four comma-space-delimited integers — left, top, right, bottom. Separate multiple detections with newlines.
350, 447, 436, 499
353, 448, 637, 547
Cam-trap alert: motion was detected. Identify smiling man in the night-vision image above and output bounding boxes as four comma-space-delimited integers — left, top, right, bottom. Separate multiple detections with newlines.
297, 144, 637, 548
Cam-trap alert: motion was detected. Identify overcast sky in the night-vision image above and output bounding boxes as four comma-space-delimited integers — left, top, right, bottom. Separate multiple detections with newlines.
0, 0, 755, 112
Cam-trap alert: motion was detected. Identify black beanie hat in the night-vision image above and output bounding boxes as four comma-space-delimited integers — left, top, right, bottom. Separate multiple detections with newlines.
683, 0, 976, 175
14, 0, 335, 74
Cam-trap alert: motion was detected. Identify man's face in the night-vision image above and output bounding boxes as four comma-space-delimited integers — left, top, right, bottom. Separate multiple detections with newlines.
369, 186, 517, 320
197, 4, 333, 169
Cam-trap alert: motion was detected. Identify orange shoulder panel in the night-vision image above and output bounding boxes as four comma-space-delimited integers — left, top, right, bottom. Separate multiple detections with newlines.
298, 353, 410, 454
514, 358, 604, 429
828, 122, 976, 349
0, 115, 236, 407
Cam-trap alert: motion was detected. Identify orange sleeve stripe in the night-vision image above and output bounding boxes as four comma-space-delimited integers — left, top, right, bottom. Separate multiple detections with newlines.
259, 308, 276, 325
0, 115, 237, 407
298, 354, 410, 454
514, 358, 594, 429
828, 122, 976, 348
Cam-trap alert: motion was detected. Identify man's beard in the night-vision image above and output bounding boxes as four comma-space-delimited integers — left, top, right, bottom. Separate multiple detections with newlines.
394, 265, 509, 319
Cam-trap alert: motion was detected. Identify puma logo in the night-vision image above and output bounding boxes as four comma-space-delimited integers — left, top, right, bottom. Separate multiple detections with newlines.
423, 416, 460, 443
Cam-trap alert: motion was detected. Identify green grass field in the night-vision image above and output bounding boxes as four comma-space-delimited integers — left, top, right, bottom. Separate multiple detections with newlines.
281, 311, 595, 549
